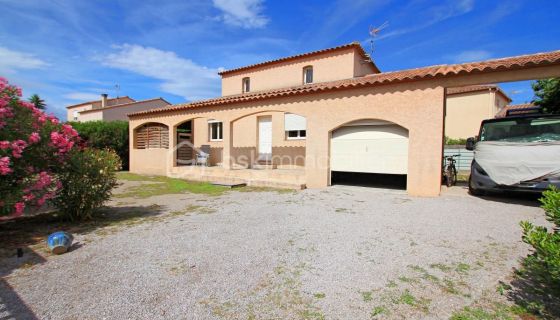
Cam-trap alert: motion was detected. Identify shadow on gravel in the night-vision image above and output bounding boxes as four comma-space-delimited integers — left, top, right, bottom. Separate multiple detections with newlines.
0, 248, 45, 319
507, 256, 560, 319
0, 205, 166, 257
476, 192, 542, 208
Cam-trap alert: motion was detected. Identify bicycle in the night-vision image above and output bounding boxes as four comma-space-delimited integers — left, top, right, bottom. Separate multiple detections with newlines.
443, 154, 459, 187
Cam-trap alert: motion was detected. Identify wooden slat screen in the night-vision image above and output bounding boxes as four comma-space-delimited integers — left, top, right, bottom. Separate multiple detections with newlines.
135, 123, 169, 149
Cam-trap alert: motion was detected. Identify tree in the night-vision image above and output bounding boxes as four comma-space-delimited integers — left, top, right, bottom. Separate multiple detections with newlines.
28, 94, 46, 110
532, 78, 560, 114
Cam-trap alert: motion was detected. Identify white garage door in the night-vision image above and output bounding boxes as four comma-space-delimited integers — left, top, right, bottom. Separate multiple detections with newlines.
330, 123, 409, 174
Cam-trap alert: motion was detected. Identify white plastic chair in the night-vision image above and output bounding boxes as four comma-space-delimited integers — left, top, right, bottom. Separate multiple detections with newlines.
196, 145, 211, 166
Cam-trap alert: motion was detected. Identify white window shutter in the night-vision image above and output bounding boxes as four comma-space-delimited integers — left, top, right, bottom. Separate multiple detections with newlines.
284, 113, 306, 131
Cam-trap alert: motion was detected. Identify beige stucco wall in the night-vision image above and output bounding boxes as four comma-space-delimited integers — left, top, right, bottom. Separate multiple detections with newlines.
66, 104, 93, 122
445, 91, 494, 139
77, 109, 103, 122
495, 93, 510, 115
221, 48, 375, 96
353, 51, 378, 77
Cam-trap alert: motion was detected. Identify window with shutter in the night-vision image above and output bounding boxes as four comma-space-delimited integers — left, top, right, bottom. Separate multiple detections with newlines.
135, 123, 169, 149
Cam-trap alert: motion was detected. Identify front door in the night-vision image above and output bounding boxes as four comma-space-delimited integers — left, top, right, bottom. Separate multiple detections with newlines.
258, 116, 272, 160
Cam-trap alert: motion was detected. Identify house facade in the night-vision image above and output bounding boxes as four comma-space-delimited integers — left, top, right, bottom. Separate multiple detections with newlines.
127, 43, 560, 196
445, 85, 512, 139
67, 94, 170, 122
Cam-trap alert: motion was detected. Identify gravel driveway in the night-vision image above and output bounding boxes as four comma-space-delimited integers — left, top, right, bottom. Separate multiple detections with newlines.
0, 181, 547, 319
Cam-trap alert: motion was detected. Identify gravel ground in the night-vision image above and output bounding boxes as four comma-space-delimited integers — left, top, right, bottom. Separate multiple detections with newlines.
0, 181, 547, 320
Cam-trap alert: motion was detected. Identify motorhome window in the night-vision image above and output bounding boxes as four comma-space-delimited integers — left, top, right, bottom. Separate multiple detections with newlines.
480, 117, 560, 142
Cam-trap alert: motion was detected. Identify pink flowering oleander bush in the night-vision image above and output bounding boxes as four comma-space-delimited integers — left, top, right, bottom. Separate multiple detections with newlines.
0, 77, 80, 217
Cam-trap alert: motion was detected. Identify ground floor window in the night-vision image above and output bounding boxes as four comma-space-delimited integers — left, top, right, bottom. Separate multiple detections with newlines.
286, 130, 306, 140
284, 113, 306, 140
209, 121, 223, 141
135, 123, 169, 149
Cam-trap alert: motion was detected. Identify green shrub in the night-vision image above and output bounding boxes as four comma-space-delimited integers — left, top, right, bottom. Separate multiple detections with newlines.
52, 148, 121, 220
520, 186, 560, 282
68, 121, 129, 170
444, 136, 468, 146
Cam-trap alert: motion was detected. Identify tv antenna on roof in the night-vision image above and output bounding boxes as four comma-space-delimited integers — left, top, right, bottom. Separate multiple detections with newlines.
114, 84, 120, 98
368, 21, 389, 57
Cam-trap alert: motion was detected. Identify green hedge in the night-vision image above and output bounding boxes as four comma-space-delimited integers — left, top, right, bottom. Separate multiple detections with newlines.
68, 121, 129, 170
444, 136, 468, 146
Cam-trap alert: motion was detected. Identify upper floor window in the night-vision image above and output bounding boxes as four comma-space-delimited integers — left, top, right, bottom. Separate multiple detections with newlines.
242, 77, 250, 93
303, 66, 313, 84
73, 110, 78, 121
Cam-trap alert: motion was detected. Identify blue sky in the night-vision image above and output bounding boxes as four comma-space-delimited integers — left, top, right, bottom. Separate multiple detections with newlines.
1, 0, 559, 120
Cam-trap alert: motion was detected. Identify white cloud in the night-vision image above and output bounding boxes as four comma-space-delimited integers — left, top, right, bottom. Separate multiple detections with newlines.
0, 46, 49, 73
447, 50, 492, 63
212, 0, 268, 28
100, 44, 220, 101
375, 0, 475, 40
63, 92, 102, 101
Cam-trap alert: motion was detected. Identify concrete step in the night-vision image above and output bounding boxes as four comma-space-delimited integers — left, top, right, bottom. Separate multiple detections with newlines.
251, 163, 277, 170
247, 179, 307, 190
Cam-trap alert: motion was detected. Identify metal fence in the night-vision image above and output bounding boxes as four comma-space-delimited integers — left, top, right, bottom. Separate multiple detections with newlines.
443, 147, 473, 172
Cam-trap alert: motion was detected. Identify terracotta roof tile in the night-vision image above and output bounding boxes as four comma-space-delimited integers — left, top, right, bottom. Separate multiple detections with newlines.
218, 42, 380, 76
446, 84, 512, 102
129, 49, 560, 117
447, 85, 497, 95
495, 103, 537, 118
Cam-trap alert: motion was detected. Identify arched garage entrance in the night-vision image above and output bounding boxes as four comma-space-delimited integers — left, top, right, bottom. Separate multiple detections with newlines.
330, 119, 409, 189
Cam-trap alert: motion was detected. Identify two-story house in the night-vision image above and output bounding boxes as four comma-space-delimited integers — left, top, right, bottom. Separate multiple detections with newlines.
67, 94, 170, 122
127, 42, 560, 196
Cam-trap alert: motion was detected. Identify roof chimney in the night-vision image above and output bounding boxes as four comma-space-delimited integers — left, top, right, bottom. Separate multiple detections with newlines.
101, 93, 108, 108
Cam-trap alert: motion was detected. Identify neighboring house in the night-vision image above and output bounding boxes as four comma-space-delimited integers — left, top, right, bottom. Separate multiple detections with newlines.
445, 85, 512, 139
126, 42, 560, 196
495, 103, 537, 118
67, 94, 170, 122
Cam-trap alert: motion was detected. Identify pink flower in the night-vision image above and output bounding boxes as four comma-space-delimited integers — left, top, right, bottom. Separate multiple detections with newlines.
47, 114, 59, 125
0, 97, 8, 108
10, 140, 27, 158
14, 202, 25, 216
62, 124, 78, 138
37, 191, 56, 206
30, 171, 53, 190
50, 131, 75, 154
0, 106, 13, 118
0, 157, 12, 175
0, 141, 9, 150
28, 132, 40, 144
23, 193, 35, 202
19, 101, 36, 110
